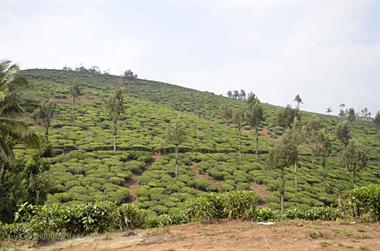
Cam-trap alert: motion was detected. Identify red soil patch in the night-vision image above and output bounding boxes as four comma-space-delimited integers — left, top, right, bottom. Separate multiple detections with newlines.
124, 154, 159, 202
250, 182, 271, 199
191, 161, 224, 187
24, 220, 380, 251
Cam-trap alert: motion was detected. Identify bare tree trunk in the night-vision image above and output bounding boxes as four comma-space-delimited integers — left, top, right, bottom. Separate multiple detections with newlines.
175, 146, 178, 177
255, 126, 259, 157
0, 164, 5, 187
280, 194, 284, 216
196, 115, 199, 145
113, 120, 117, 153
294, 162, 298, 190
226, 123, 229, 142
45, 125, 49, 143
322, 157, 327, 191
238, 127, 241, 164
280, 169, 285, 216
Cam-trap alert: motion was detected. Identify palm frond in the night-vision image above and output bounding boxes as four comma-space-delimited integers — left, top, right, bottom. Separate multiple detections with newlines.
0, 117, 41, 149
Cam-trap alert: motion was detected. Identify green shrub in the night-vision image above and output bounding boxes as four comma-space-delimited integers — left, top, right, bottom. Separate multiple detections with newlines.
341, 184, 380, 222
118, 204, 146, 229
183, 191, 260, 222
222, 191, 259, 220
184, 193, 225, 222
285, 207, 339, 221
255, 208, 280, 221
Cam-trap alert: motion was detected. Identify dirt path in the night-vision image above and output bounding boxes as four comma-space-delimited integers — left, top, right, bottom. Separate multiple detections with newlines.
191, 161, 224, 187
124, 153, 161, 202
250, 182, 271, 200
18, 220, 380, 251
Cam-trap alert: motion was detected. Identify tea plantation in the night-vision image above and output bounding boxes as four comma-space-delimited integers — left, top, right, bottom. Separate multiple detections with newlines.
15, 69, 380, 216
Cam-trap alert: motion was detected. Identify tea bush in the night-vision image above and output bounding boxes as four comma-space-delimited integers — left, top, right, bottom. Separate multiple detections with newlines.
284, 207, 339, 221
341, 184, 380, 222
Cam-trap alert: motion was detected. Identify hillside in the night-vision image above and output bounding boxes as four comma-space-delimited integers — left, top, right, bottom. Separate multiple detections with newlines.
15, 69, 380, 215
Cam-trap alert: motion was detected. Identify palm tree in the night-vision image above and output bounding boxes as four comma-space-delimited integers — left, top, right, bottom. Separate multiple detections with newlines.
0, 60, 40, 181
105, 88, 125, 152
32, 101, 57, 142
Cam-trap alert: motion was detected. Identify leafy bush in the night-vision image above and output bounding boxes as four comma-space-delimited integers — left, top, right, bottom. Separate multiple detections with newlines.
184, 193, 225, 222
255, 208, 280, 221
184, 191, 260, 222
4, 202, 148, 240
222, 191, 259, 220
284, 207, 339, 221
341, 184, 380, 222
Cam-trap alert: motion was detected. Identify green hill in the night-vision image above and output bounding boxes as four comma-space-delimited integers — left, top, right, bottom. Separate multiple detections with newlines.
15, 69, 380, 215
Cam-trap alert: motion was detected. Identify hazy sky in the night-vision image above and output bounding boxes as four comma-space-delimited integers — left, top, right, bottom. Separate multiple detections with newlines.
1, 0, 379, 115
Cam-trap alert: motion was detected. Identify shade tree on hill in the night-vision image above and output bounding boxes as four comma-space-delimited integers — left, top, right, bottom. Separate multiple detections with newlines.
277, 105, 300, 128
166, 119, 187, 177
105, 88, 125, 152
32, 101, 57, 143
293, 94, 303, 109
347, 108, 356, 123
315, 128, 332, 191
267, 132, 298, 216
219, 103, 233, 141
124, 69, 138, 80
226, 89, 249, 100
245, 100, 265, 156
69, 81, 81, 104
335, 121, 351, 147
232, 107, 245, 164
374, 112, 380, 129
304, 116, 322, 169
341, 139, 368, 188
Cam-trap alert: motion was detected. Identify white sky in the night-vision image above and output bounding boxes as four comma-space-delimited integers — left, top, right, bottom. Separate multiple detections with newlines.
1, 0, 379, 115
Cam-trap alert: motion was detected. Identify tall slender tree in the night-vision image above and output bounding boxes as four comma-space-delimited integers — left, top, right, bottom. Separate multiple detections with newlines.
315, 129, 332, 191
167, 119, 186, 177
374, 111, 380, 129
341, 139, 368, 188
233, 108, 244, 164
246, 101, 265, 156
267, 136, 298, 215
220, 103, 233, 141
304, 116, 322, 169
69, 81, 81, 104
32, 101, 57, 143
294, 94, 303, 109
284, 118, 303, 189
105, 88, 125, 152
335, 121, 351, 147
347, 108, 356, 123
